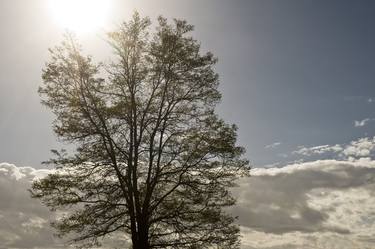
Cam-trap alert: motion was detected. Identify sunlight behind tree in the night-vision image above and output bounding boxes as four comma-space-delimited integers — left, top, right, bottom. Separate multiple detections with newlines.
48, 0, 112, 33
31, 13, 249, 249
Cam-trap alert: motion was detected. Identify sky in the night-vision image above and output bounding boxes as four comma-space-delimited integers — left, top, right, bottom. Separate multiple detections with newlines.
0, 0, 375, 248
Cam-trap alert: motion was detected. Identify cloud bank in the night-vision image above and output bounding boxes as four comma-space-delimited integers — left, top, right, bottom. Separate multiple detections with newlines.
1, 159, 374, 249
234, 159, 375, 249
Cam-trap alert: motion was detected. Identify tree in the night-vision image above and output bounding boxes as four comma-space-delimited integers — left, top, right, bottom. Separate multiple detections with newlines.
31, 13, 249, 249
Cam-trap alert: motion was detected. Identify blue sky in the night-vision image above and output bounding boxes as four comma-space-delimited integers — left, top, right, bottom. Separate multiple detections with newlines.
213, 0, 375, 166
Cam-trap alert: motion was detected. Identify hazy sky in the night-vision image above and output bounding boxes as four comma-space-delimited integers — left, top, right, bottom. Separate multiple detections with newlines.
1, 0, 375, 167
1, 1, 375, 248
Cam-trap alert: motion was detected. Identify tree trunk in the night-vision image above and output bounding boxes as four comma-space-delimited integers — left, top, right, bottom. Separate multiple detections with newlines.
132, 223, 150, 249
135, 237, 150, 249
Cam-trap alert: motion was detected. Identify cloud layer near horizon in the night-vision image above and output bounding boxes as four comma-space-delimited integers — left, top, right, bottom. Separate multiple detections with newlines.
0, 163, 61, 249
1, 159, 374, 249
235, 159, 375, 249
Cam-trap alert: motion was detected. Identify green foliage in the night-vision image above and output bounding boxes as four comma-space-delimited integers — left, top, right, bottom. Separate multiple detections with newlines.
31, 12, 249, 249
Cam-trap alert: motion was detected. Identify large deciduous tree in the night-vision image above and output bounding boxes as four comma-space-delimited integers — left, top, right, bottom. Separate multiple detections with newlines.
31, 13, 249, 249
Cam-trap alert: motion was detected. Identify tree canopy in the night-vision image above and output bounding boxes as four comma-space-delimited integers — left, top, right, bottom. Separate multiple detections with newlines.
31, 13, 249, 249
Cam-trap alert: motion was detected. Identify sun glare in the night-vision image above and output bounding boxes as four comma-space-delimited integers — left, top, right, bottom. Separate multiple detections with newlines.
48, 0, 111, 33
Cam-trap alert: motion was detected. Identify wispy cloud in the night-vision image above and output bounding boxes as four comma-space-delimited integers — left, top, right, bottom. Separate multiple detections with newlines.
276, 153, 289, 159
293, 144, 343, 157
293, 136, 375, 160
354, 118, 372, 127
265, 142, 282, 149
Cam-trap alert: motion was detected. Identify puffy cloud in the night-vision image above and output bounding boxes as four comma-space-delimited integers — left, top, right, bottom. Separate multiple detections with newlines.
354, 118, 372, 127
265, 142, 282, 149
342, 137, 375, 159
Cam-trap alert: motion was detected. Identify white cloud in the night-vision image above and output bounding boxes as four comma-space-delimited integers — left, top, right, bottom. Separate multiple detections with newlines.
265, 142, 282, 149
307, 187, 375, 236
250, 159, 375, 176
240, 184, 375, 249
342, 137, 375, 158
292, 136, 375, 161
240, 229, 373, 249
354, 118, 372, 127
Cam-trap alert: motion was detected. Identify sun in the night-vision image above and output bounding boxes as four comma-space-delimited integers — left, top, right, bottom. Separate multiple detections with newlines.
48, 0, 112, 33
